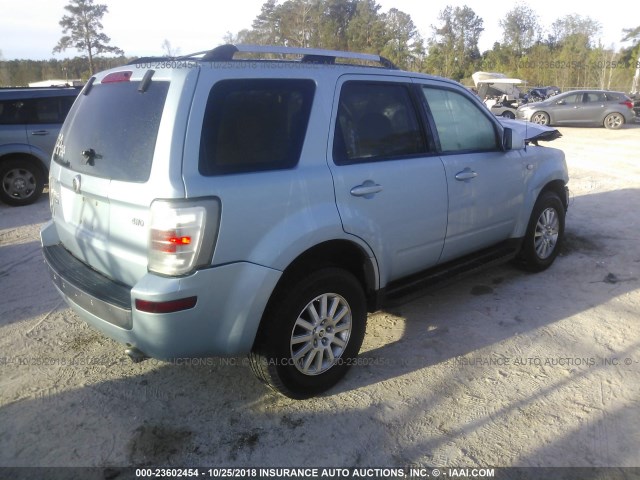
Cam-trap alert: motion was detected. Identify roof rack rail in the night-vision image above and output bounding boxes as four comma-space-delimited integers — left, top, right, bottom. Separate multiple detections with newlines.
127, 56, 173, 65
200, 44, 397, 69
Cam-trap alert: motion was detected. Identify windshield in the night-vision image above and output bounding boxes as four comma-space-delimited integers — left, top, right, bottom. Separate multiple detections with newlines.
53, 79, 169, 182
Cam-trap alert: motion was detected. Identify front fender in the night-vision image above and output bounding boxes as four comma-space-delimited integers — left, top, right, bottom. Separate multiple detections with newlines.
513, 146, 568, 237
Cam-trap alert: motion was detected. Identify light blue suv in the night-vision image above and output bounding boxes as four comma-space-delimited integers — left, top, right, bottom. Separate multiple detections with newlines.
41, 45, 569, 398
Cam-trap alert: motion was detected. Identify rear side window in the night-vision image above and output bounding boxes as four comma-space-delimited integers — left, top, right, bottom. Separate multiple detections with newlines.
54, 80, 169, 182
421, 87, 498, 153
0, 100, 28, 125
0, 96, 76, 125
583, 92, 606, 103
199, 79, 315, 176
333, 82, 427, 165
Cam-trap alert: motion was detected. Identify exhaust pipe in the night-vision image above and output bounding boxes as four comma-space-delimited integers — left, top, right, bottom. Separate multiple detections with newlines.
125, 347, 149, 363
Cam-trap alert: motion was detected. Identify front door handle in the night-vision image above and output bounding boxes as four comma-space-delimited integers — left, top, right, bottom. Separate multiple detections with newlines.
350, 181, 383, 198
455, 169, 478, 181
31, 130, 50, 136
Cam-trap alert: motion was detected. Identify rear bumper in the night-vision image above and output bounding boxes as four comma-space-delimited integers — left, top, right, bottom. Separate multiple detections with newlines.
41, 221, 281, 358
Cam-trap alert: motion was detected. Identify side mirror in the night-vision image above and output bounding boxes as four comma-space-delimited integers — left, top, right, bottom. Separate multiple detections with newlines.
502, 127, 525, 151
557, 100, 565, 105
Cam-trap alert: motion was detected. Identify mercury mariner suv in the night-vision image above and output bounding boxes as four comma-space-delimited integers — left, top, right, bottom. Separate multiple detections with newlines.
41, 44, 569, 398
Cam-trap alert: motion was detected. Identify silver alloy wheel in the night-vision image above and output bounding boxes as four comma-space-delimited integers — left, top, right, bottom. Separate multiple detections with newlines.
531, 112, 549, 125
290, 292, 352, 376
605, 113, 623, 129
2, 167, 36, 200
534, 207, 559, 259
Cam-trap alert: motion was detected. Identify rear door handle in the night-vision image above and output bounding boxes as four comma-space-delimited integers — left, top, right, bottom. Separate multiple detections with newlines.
350, 182, 383, 198
31, 130, 50, 136
455, 169, 478, 181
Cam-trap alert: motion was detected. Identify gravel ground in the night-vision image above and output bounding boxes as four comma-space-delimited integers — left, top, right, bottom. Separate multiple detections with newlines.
1, 124, 639, 469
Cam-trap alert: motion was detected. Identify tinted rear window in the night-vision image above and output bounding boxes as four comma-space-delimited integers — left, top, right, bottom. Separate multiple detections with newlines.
53, 80, 169, 182
333, 81, 427, 165
199, 79, 315, 175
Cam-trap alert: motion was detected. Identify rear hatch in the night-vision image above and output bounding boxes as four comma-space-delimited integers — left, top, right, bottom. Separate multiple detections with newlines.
49, 66, 197, 286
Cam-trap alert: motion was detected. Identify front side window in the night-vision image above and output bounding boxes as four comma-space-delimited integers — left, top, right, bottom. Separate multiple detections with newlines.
333, 82, 427, 165
199, 79, 315, 176
421, 87, 498, 153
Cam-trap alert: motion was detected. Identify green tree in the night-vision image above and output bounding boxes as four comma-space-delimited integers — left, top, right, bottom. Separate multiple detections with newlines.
53, 0, 124, 74
380, 8, 418, 69
345, 0, 387, 53
249, 0, 281, 44
318, 0, 357, 50
428, 5, 484, 80
499, 3, 540, 57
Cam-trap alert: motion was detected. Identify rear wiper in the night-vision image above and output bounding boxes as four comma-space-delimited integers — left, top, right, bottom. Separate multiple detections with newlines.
82, 148, 102, 166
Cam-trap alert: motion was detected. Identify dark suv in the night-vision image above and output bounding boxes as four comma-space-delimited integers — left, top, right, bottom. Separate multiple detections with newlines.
0, 87, 79, 206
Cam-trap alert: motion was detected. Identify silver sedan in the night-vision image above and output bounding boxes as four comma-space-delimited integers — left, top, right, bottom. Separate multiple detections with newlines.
517, 90, 635, 129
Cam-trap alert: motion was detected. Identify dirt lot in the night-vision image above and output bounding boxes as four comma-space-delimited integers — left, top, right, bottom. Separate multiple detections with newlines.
1, 124, 639, 469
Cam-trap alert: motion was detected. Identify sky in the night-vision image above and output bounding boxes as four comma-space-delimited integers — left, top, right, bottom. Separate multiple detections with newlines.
0, 0, 636, 60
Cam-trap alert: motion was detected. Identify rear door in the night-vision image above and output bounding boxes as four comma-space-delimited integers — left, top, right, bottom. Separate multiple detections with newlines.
25, 95, 76, 164
327, 75, 448, 286
574, 92, 607, 125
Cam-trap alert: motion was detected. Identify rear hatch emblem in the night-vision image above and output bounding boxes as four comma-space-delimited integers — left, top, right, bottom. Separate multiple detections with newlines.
73, 175, 81, 194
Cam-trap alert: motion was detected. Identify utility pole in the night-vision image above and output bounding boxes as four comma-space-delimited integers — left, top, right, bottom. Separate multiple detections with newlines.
632, 52, 640, 94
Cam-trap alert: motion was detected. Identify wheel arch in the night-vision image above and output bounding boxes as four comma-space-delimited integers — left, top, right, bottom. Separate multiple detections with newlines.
0, 151, 48, 178
274, 239, 378, 310
539, 179, 569, 211
252, 239, 379, 351
603, 111, 626, 129
512, 144, 569, 239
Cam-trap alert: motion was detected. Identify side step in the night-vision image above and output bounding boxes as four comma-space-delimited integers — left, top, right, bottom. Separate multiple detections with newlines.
381, 239, 522, 307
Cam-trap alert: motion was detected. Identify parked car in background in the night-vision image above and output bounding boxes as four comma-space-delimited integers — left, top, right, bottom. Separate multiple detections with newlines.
631, 93, 640, 119
523, 86, 560, 103
517, 90, 635, 129
487, 95, 519, 119
0, 87, 79, 206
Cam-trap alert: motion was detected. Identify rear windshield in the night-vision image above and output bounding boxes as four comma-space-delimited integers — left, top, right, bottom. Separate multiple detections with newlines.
53, 79, 169, 182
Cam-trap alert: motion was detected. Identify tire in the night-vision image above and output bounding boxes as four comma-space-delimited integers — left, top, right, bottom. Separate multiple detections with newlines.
0, 158, 45, 206
531, 112, 550, 126
502, 111, 516, 119
604, 112, 624, 130
249, 268, 367, 399
517, 191, 565, 272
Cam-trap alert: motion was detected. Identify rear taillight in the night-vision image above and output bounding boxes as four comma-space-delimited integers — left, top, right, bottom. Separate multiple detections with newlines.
148, 199, 221, 276
621, 100, 633, 109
